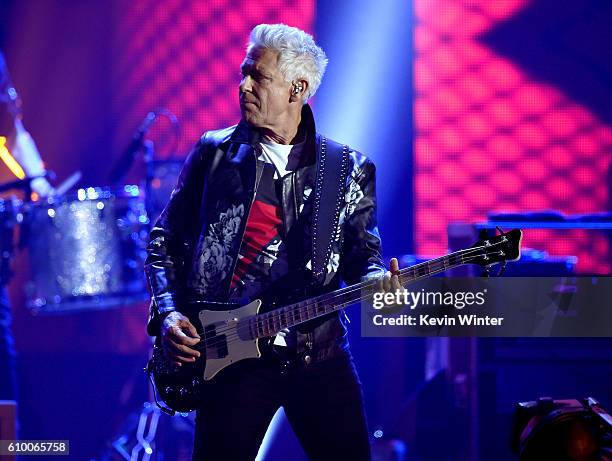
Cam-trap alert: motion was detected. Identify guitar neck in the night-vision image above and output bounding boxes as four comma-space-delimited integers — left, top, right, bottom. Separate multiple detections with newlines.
251, 246, 477, 339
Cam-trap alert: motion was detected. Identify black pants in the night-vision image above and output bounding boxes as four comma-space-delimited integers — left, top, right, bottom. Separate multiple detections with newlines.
192, 353, 371, 461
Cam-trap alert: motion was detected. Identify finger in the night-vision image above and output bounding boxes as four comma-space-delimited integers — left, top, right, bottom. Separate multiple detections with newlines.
168, 338, 201, 358
168, 338, 200, 358
169, 326, 201, 346
392, 277, 402, 291
389, 258, 401, 291
391, 273, 402, 291
173, 354, 198, 363
169, 354, 198, 367
376, 276, 384, 293
180, 319, 200, 340
162, 344, 196, 364
382, 272, 392, 292
390, 257, 399, 274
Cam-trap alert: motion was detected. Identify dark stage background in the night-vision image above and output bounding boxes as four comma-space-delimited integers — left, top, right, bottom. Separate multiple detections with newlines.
0, 0, 610, 460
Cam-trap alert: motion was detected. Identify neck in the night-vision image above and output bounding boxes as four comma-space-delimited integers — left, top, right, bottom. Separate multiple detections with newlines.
249, 247, 479, 339
261, 111, 302, 145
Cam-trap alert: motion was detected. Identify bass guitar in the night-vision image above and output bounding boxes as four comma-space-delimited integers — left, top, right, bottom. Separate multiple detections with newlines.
148, 228, 523, 414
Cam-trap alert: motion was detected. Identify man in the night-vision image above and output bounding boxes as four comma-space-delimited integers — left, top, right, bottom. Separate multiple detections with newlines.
145, 24, 400, 460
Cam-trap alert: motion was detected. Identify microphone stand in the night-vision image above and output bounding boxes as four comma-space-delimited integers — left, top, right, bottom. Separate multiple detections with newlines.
143, 139, 156, 232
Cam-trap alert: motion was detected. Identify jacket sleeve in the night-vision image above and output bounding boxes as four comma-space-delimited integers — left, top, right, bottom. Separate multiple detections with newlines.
340, 157, 387, 286
144, 135, 209, 336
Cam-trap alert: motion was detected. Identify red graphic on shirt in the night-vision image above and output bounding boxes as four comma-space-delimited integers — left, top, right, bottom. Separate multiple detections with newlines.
231, 199, 282, 288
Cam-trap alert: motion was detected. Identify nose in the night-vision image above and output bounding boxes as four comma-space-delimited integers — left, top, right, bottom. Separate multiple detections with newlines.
240, 75, 253, 93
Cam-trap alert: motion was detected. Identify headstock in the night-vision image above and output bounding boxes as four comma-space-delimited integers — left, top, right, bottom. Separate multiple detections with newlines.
469, 228, 523, 267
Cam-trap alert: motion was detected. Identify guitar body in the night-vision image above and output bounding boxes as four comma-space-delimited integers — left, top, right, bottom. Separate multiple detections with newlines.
148, 299, 263, 413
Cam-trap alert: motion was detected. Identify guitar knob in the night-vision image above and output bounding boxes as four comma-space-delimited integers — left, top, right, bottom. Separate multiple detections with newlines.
164, 386, 173, 395
179, 387, 188, 397
192, 378, 201, 388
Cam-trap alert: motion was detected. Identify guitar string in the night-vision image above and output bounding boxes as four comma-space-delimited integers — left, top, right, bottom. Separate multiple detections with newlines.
175, 250, 501, 354
192, 243, 499, 343
186, 247, 502, 351
184, 253, 494, 356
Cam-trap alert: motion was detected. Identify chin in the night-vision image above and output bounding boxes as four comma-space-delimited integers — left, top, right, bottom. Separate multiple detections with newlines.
242, 111, 262, 127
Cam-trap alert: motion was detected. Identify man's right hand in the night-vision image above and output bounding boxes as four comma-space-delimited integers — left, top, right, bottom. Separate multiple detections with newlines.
161, 311, 201, 367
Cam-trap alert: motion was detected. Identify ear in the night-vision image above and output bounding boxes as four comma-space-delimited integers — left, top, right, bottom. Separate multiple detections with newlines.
289, 79, 309, 103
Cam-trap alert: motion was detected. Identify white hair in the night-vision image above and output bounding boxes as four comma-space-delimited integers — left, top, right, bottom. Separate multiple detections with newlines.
247, 24, 328, 102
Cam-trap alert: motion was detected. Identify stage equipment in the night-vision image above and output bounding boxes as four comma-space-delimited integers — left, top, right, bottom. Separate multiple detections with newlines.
145, 159, 182, 222
0, 197, 19, 286
108, 109, 180, 186
512, 397, 612, 461
0, 400, 17, 459
23, 186, 149, 313
98, 402, 195, 461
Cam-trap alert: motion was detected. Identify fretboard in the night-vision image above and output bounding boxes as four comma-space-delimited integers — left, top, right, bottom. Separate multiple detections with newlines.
249, 246, 477, 339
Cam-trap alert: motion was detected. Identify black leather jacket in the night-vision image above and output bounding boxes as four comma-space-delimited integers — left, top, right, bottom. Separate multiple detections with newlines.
145, 104, 385, 364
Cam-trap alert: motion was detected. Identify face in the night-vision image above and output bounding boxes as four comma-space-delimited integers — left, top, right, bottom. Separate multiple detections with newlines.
239, 47, 293, 129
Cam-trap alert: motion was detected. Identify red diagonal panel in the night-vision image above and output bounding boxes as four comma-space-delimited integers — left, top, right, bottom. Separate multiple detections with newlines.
415, 0, 612, 273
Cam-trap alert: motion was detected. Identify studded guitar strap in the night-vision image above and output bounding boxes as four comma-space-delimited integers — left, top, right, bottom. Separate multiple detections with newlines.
310, 135, 350, 285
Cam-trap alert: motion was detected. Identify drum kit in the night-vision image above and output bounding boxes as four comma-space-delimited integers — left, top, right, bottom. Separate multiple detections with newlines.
0, 184, 159, 314
0, 116, 182, 315
2, 51, 181, 316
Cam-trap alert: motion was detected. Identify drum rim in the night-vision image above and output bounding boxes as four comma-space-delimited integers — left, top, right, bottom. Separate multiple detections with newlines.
35, 184, 143, 205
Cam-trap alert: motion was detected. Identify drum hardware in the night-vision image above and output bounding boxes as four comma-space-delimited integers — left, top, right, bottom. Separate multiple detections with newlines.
108, 108, 180, 187
0, 174, 50, 287
54, 170, 82, 197
108, 107, 181, 229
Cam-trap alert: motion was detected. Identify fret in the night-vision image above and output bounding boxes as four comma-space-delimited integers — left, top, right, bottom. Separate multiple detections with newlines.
292, 306, 300, 325
260, 313, 268, 336
265, 313, 272, 334
299, 305, 309, 323
272, 312, 280, 332
306, 303, 315, 320
267, 315, 275, 334
257, 317, 264, 337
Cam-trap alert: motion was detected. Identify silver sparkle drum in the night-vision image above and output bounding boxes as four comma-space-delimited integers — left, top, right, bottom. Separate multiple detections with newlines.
24, 186, 150, 313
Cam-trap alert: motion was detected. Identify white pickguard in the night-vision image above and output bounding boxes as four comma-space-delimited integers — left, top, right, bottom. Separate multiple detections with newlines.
199, 299, 262, 380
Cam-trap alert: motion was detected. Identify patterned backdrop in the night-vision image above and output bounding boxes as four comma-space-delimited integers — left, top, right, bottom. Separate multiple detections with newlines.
111, 0, 315, 157
414, 0, 612, 273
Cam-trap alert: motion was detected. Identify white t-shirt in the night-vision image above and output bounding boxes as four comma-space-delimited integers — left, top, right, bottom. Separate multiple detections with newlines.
258, 138, 305, 178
